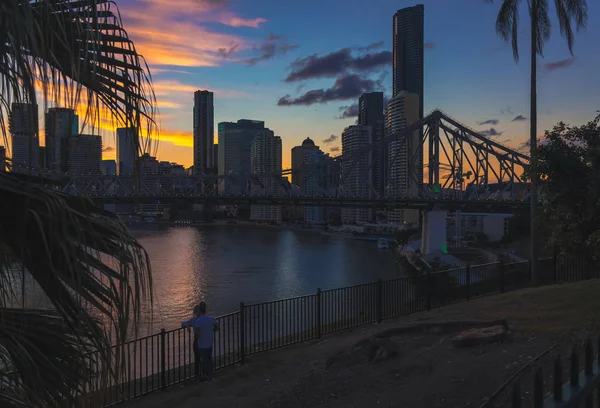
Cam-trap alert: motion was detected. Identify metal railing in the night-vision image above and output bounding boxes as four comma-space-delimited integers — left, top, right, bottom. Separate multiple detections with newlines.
508, 338, 600, 408
5, 252, 598, 406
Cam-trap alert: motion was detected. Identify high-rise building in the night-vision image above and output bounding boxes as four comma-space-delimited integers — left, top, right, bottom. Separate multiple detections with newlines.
102, 160, 117, 175
291, 138, 319, 190
358, 92, 386, 197
45, 107, 78, 172
68, 134, 102, 175
393, 5, 424, 108
341, 125, 372, 224
9, 102, 39, 173
38, 146, 47, 170
303, 149, 339, 224
250, 131, 282, 223
385, 91, 421, 226
116, 127, 137, 175
218, 119, 267, 194
193, 90, 214, 175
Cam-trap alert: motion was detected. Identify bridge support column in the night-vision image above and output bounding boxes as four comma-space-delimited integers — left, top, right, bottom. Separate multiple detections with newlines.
421, 208, 448, 255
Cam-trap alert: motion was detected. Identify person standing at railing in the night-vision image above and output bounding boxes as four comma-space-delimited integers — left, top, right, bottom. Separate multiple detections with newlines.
186, 304, 202, 380
181, 301, 219, 382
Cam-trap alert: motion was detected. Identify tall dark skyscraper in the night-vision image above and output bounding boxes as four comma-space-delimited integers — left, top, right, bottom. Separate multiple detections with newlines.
193, 90, 214, 175
393, 5, 424, 118
358, 92, 386, 197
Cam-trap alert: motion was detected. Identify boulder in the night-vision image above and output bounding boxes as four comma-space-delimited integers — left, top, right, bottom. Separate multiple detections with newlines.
352, 337, 400, 362
451, 325, 508, 348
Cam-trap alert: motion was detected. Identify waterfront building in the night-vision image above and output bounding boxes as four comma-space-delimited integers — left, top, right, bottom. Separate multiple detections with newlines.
9, 102, 39, 173
45, 107, 78, 172
341, 125, 372, 224
385, 91, 421, 226
67, 134, 102, 175
193, 90, 214, 175
358, 92, 386, 198
116, 127, 137, 175
250, 130, 282, 223
218, 119, 268, 194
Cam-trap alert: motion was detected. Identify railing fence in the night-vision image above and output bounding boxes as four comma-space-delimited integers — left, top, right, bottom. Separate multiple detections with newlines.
4, 252, 598, 407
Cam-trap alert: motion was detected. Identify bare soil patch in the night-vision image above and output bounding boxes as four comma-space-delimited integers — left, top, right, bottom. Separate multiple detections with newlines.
122, 280, 600, 408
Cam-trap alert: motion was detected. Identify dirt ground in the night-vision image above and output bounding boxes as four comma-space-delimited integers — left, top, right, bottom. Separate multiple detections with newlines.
121, 280, 600, 408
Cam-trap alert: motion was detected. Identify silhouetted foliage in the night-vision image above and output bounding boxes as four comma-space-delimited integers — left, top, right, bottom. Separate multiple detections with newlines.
532, 114, 600, 260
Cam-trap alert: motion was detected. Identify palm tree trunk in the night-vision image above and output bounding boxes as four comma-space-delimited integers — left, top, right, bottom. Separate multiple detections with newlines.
529, 0, 539, 285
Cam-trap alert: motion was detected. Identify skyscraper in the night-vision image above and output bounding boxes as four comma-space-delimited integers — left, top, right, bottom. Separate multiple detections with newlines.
291, 137, 319, 190
193, 90, 214, 175
68, 134, 102, 175
385, 91, 420, 226
303, 149, 338, 224
250, 131, 282, 223
393, 4, 424, 112
45, 107, 78, 172
9, 102, 39, 173
116, 127, 137, 175
218, 119, 267, 194
0, 146, 6, 172
358, 92, 386, 196
341, 125, 372, 224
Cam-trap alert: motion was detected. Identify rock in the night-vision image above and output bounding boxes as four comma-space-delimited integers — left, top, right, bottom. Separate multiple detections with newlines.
353, 337, 400, 362
452, 325, 508, 348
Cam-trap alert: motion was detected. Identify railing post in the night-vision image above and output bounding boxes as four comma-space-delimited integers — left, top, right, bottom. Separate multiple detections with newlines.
160, 329, 166, 391
553, 244, 558, 284
316, 288, 322, 338
239, 302, 246, 365
426, 271, 431, 311
499, 261, 505, 293
377, 279, 383, 324
466, 264, 471, 300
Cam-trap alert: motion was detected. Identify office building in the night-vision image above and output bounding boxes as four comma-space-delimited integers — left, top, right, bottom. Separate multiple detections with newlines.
45, 107, 78, 172
38, 146, 47, 170
393, 5, 424, 107
116, 127, 137, 175
193, 90, 214, 175
303, 149, 339, 224
68, 134, 102, 175
218, 119, 268, 194
341, 125, 372, 224
102, 160, 117, 175
9, 102, 39, 173
250, 130, 282, 223
358, 92, 386, 197
291, 138, 319, 190
385, 91, 420, 226
393, 4, 425, 204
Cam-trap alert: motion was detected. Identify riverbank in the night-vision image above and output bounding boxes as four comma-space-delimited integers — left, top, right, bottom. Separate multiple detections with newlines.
121, 279, 600, 408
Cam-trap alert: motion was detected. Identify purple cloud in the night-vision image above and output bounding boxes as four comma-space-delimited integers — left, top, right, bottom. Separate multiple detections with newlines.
545, 57, 576, 71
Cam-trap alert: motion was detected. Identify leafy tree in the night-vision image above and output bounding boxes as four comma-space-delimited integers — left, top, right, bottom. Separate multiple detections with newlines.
1, 0, 156, 406
534, 114, 600, 261
486, 0, 588, 285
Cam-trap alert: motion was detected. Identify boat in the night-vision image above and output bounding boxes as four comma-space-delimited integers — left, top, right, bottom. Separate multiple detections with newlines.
377, 238, 389, 249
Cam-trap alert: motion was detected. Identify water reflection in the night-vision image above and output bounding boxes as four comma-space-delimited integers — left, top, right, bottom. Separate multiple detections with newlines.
133, 225, 398, 335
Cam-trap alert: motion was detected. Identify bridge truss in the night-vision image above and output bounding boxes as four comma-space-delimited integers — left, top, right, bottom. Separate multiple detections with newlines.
33, 110, 530, 204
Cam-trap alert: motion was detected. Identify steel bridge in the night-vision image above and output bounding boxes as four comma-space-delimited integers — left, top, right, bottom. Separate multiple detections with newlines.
34, 110, 530, 212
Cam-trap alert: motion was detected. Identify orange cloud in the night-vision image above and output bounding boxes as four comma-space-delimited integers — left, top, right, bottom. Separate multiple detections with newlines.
120, 0, 266, 68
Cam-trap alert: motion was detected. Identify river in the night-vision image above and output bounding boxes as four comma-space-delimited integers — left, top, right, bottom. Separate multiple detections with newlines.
129, 224, 399, 335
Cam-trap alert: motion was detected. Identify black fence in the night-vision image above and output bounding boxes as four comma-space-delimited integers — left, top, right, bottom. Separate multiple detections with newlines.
9, 252, 599, 406
504, 338, 600, 408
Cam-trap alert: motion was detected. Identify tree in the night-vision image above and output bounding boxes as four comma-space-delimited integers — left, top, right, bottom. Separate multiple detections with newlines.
486, 0, 588, 285
0, 1, 156, 406
533, 114, 600, 260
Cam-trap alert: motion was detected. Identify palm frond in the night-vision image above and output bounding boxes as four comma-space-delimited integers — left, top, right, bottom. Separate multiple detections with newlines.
0, 171, 153, 407
554, 0, 588, 54
494, 0, 522, 61
1, 1, 157, 405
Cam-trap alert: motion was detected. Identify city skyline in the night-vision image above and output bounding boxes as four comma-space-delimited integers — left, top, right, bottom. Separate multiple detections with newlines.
2, 0, 599, 169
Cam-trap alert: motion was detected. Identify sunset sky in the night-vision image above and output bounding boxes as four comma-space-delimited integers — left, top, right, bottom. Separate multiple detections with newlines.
27, 0, 600, 168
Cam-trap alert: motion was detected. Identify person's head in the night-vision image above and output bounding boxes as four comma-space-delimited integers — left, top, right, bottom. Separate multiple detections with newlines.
198, 301, 207, 316
193, 304, 201, 317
